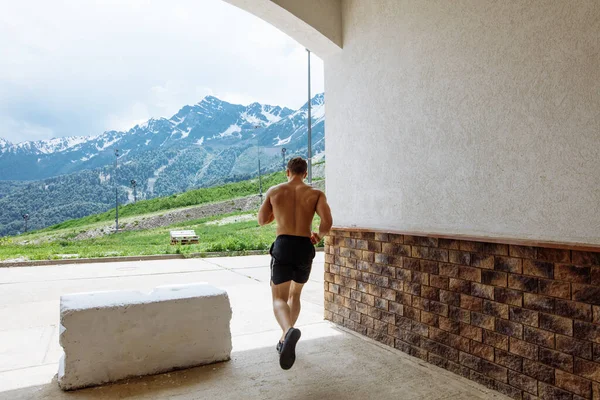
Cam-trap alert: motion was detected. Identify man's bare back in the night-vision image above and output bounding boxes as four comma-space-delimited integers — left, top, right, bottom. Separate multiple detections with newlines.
258, 175, 331, 243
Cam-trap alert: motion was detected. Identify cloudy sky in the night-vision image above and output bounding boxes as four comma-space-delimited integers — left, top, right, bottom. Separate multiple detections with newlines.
0, 0, 324, 143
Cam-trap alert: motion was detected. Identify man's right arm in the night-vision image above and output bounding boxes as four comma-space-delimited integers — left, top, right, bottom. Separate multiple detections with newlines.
315, 191, 333, 241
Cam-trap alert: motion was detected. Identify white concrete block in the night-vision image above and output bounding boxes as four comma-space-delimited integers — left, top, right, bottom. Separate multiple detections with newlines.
57, 283, 232, 391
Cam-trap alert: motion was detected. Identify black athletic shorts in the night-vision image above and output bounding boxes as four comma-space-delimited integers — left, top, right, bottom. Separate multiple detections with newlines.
269, 235, 316, 285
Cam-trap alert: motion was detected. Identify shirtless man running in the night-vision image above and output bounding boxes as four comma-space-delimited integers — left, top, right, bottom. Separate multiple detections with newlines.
258, 157, 333, 370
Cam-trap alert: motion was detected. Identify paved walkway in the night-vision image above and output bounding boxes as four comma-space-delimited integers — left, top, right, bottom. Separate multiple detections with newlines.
0, 254, 509, 399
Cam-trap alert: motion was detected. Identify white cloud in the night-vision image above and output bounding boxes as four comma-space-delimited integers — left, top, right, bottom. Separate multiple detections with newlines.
0, 0, 324, 143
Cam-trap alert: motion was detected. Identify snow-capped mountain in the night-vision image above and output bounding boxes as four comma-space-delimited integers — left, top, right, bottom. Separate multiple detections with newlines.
0, 93, 324, 181
0, 94, 325, 236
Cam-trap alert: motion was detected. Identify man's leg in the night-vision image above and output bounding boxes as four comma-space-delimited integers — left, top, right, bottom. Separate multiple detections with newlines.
271, 280, 293, 341
288, 281, 305, 327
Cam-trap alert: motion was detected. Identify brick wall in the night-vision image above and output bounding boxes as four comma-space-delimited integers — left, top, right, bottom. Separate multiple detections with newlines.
324, 229, 600, 400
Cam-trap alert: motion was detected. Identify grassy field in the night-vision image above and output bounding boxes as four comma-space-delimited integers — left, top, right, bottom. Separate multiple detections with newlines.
0, 211, 324, 261
1, 165, 327, 262
40, 171, 289, 233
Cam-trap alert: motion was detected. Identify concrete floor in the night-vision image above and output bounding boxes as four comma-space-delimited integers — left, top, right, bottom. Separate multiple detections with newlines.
0, 254, 509, 400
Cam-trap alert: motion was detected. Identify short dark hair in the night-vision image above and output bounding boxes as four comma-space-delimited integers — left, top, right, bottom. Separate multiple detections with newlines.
287, 157, 308, 175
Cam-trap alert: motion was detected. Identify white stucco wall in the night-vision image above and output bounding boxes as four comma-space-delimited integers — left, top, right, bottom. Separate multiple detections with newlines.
222, 0, 341, 57
325, 0, 600, 245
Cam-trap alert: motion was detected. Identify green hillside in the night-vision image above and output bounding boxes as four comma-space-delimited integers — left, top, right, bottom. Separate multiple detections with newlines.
0, 168, 325, 262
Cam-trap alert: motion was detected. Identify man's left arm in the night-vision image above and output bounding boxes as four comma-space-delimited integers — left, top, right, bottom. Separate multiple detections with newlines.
257, 190, 274, 225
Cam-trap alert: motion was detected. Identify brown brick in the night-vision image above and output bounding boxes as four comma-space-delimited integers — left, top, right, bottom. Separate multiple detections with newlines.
459, 241, 485, 253
555, 264, 591, 284
427, 353, 448, 369
404, 306, 420, 321
511, 307, 540, 327
460, 294, 483, 312
405, 235, 437, 248
396, 268, 411, 282
411, 320, 430, 336
404, 281, 421, 296
412, 246, 449, 262
523, 359, 555, 384
538, 279, 571, 299
421, 311, 438, 326
508, 370, 538, 394
572, 284, 600, 306
484, 329, 509, 350
539, 347, 573, 372
481, 270, 508, 287
540, 313, 573, 336
483, 243, 509, 256
458, 265, 482, 282
536, 248, 570, 263
440, 290, 460, 306
538, 382, 576, 400
495, 287, 523, 307
471, 283, 495, 300
574, 358, 600, 383
483, 300, 510, 319
523, 259, 554, 279
524, 325, 555, 348
469, 370, 497, 391
430, 301, 449, 317
397, 292, 412, 305
421, 286, 439, 301
439, 263, 459, 278
495, 256, 522, 274
449, 250, 471, 266
461, 323, 483, 341
509, 274, 539, 293
594, 306, 600, 324
471, 254, 494, 269
510, 245, 537, 259
556, 335, 593, 360
574, 321, 600, 344
496, 349, 523, 371
556, 369, 592, 398
592, 268, 600, 287
422, 338, 459, 361
420, 260, 439, 275
524, 293, 555, 313
382, 242, 411, 257
430, 275, 449, 289
496, 382, 525, 399
449, 306, 470, 323
595, 344, 600, 363
449, 278, 471, 294
404, 257, 421, 271
389, 301, 404, 315
471, 312, 495, 330
439, 316, 460, 334
459, 352, 508, 382
470, 341, 494, 361
439, 238, 460, 249
497, 319, 524, 339
510, 337, 539, 360
573, 251, 600, 266
555, 300, 592, 322
450, 332, 471, 352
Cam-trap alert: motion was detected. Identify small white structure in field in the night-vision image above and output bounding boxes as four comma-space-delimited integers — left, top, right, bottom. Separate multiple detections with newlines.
58, 283, 232, 391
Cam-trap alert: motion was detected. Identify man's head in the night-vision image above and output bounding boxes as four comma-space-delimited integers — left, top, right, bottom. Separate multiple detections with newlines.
287, 157, 308, 179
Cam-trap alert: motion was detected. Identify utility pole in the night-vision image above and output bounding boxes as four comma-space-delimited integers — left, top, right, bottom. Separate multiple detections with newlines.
114, 148, 120, 232
22, 214, 29, 233
281, 147, 287, 170
130, 179, 137, 203
255, 126, 263, 201
306, 48, 312, 185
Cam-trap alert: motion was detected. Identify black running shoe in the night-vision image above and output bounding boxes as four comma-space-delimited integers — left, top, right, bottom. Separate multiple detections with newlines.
279, 327, 301, 370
